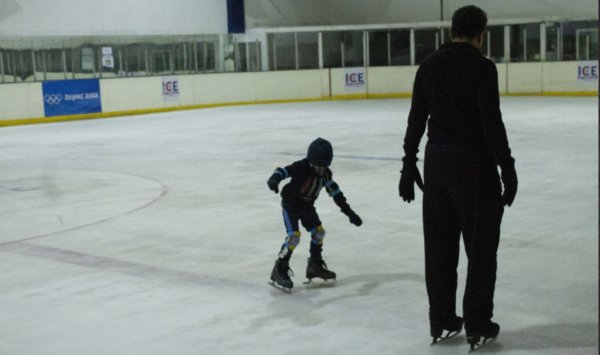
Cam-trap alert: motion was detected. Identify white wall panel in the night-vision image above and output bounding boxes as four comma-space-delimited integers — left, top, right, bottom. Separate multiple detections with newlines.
508, 63, 543, 93
193, 73, 257, 104
101, 77, 164, 112
0, 82, 43, 119
254, 70, 322, 101
367, 66, 417, 95
0, 62, 596, 122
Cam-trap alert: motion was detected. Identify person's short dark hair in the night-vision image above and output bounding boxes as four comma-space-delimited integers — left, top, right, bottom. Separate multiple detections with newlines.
450, 5, 487, 39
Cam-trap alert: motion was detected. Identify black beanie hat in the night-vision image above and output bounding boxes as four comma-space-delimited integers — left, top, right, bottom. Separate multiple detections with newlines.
307, 137, 333, 167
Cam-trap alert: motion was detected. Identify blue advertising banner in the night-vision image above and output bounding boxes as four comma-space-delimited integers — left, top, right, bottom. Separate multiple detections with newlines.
42, 79, 102, 117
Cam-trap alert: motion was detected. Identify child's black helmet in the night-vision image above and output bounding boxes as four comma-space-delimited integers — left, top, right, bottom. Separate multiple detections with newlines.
307, 137, 333, 167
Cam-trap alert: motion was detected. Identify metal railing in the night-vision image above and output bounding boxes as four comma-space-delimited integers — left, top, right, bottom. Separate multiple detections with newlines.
0, 19, 597, 84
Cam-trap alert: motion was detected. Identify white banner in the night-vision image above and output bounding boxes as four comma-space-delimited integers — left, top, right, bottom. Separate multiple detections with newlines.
344, 67, 366, 93
101, 55, 114, 69
577, 61, 598, 81
162, 76, 180, 101
101, 47, 114, 70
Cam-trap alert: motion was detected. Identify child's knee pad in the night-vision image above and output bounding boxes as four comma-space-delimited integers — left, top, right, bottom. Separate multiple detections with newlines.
310, 225, 326, 245
286, 231, 301, 250
279, 231, 301, 259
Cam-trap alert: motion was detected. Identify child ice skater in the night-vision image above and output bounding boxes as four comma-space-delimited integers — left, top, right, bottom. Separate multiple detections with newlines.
267, 137, 362, 292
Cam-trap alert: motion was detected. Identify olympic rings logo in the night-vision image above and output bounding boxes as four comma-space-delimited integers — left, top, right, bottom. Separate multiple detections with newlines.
44, 94, 63, 105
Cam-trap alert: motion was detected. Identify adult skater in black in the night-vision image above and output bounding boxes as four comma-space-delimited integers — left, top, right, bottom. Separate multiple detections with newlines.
398, 5, 518, 350
267, 137, 362, 292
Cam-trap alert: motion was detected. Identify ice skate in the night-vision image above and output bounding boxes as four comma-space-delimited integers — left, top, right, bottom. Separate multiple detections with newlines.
430, 316, 463, 345
466, 321, 500, 352
304, 256, 336, 284
269, 258, 294, 293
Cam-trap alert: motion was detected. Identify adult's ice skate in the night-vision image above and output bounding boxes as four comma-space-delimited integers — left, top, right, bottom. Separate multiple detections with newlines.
430, 316, 463, 345
466, 321, 499, 352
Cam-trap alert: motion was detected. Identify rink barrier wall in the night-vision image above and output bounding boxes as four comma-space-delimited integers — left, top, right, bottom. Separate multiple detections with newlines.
0, 61, 596, 126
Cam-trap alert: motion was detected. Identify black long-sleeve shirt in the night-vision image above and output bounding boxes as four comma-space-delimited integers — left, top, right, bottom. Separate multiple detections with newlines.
403, 42, 513, 166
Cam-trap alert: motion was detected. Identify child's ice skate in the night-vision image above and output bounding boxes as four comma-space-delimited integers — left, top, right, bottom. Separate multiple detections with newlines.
269, 258, 294, 293
304, 256, 337, 284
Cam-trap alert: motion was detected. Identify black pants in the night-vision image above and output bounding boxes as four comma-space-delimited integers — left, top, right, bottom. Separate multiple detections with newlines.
423, 143, 504, 327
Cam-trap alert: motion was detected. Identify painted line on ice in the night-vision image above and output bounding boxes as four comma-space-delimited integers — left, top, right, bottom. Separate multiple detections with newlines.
0, 171, 168, 246
279, 152, 402, 162
0, 241, 258, 291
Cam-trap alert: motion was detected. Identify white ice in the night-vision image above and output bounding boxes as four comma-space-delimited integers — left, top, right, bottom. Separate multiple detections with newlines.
0, 97, 597, 355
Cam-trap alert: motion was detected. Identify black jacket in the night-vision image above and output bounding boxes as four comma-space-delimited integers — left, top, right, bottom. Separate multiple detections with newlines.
403, 42, 513, 166
272, 159, 351, 212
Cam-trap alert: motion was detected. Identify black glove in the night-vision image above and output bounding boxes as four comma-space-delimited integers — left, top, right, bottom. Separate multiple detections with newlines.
399, 157, 424, 203
500, 160, 518, 207
334, 194, 362, 226
267, 174, 282, 193
346, 210, 362, 226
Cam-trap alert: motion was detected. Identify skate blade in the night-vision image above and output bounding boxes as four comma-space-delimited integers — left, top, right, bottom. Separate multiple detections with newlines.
268, 281, 292, 294
467, 335, 497, 352
303, 278, 337, 286
430, 329, 462, 345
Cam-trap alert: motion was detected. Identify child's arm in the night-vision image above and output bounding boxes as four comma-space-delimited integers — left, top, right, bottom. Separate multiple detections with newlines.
324, 172, 362, 226
267, 167, 288, 193
267, 161, 304, 193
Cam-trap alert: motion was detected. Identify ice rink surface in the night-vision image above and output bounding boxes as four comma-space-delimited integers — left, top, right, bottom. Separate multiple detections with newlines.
0, 97, 597, 354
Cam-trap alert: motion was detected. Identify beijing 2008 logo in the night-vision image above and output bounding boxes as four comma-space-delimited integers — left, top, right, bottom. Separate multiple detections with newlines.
44, 94, 63, 105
